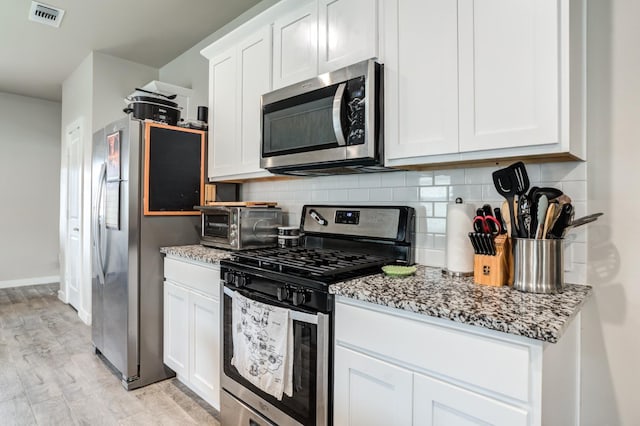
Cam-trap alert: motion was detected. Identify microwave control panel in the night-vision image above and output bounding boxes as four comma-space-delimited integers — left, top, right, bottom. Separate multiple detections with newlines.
346, 76, 366, 145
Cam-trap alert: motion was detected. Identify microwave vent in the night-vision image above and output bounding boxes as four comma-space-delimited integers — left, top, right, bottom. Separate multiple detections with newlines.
28, 1, 65, 27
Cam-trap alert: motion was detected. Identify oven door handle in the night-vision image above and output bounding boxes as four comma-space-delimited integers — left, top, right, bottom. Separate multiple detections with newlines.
224, 286, 319, 325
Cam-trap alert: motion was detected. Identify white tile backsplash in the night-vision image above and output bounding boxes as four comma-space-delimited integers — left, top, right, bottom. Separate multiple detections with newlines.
347, 188, 369, 201
435, 169, 465, 185
242, 161, 587, 282
420, 186, 448, 201
433, 202, 448, 218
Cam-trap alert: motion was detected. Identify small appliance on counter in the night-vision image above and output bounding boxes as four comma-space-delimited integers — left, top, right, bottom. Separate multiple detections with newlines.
123, 88, 181, 125
196, 203, 283, 250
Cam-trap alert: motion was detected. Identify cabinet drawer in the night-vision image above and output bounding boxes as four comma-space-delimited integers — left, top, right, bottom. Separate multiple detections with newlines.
164, 258, 220, 299
335, 301, 531, 402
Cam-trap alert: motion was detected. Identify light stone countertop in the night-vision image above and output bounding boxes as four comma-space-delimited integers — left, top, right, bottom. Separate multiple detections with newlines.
329, 265, 592, 343
160, 244, 231, 264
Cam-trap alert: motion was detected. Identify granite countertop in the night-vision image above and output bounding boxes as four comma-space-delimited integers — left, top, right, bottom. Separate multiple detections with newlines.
329, 265, 592, 343
160, 244, 231, 264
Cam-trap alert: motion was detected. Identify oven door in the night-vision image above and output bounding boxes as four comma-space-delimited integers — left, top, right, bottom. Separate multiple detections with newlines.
200, 209, 233, 248
222, 286, 329, 426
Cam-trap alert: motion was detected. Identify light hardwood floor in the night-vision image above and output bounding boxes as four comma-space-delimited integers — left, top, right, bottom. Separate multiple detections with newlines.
0, 283, 220, 425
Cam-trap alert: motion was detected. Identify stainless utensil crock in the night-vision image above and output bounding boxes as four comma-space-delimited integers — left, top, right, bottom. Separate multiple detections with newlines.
513, 238, 564, 293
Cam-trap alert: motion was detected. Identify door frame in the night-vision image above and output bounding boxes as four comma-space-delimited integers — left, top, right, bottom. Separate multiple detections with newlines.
59, 118, 84, 316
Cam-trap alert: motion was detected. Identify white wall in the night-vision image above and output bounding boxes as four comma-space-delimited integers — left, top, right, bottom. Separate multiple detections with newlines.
0, 92, 61, 287
582, 0, 640, 424
92, 52, 158, 130
159, 0, 280, 121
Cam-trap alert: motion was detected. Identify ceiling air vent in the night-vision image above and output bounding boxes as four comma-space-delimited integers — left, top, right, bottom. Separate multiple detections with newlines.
28, 1, 65, 28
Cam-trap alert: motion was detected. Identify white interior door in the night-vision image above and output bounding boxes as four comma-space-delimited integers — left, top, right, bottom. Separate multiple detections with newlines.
65, 123, 82, 310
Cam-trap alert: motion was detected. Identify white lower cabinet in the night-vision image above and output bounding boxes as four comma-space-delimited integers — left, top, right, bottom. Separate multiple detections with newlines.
334, 346, 413, 426
413, 373, 528, 426
334, 298, 580, 426
163, 282, 189, 377
188, 291, 220, 405
163, 257, 220, 410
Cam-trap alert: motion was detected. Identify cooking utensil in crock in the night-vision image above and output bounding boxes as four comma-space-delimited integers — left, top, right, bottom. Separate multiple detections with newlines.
510, 162, 530, 238
493, 169, 519, 238
561, 212, 604, 236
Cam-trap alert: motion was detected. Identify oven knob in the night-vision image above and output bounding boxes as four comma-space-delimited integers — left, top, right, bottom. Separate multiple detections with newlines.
292, 290, 308, 306
277, 287, 290, 302
234, 274, 250, 288
223, 271, 233, 283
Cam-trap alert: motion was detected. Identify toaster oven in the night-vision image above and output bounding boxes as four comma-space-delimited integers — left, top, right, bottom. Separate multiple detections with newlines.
196, 206, 284, 250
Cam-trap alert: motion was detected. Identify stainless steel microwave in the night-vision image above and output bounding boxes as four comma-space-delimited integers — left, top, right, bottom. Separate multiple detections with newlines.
196, 206, 283, 250
261, 59, 387, 176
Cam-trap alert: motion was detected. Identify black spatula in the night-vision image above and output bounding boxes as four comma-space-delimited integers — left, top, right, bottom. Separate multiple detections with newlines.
509, 162, 530, 237
492, 168, 519, 239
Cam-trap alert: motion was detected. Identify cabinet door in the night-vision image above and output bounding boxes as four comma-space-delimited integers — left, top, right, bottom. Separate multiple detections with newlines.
413, 373, 528, 426
318, 0, 378, 74
209, 47, 238, 178
273, 1, 318, 89
458, 0, 559, 152
384, 0, 459, 160
237, 26, 272, 175
334, 345, 413, 426
189, 291, 220, 410
163, 281, 189, 377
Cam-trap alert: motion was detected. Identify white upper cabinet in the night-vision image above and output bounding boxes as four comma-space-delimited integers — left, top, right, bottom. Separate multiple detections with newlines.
385, 0, 585, 166
273, 0, 380, 90
206, 26, 272, 180
318, 0, 379, 74
273, 2, 319, 89
457, 0, 559, 153
384, 0, 459, 159
238, 28, 272, 173
209, 47, 238, 178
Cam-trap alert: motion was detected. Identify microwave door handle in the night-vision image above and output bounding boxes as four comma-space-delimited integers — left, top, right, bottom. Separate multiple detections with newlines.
332, 83, 347, 146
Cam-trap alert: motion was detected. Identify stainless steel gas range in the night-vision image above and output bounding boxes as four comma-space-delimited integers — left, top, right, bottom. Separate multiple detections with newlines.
220, 205, 415, 426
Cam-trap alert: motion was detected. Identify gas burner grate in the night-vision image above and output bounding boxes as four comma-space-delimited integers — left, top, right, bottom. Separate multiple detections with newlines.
229, 247, 392, 278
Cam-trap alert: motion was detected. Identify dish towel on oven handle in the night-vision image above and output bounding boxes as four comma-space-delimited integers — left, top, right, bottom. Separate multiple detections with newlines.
231, 290, 293, 400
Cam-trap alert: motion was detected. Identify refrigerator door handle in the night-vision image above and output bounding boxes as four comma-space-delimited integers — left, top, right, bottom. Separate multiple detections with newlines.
93, 163, 107, 286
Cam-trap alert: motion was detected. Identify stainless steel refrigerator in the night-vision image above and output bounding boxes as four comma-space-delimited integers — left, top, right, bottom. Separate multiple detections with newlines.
91, 117, 201, 390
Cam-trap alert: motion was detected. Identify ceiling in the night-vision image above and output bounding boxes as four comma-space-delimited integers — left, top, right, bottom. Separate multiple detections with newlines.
0, 0, 263, 102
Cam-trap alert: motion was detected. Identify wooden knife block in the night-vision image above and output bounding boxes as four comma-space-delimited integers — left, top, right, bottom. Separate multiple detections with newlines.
473, 235, 514, 286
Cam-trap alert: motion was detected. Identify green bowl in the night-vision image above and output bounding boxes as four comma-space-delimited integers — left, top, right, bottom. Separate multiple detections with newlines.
382, 265, 417, 277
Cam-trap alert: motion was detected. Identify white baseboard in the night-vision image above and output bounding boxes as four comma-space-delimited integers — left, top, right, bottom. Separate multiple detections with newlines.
78, 309, 91, 325
58, 289, 68, 303
0, 275, 60, 289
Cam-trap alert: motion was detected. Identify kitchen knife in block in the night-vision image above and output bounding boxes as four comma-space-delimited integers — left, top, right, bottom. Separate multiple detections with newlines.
473, 235, 512, 286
